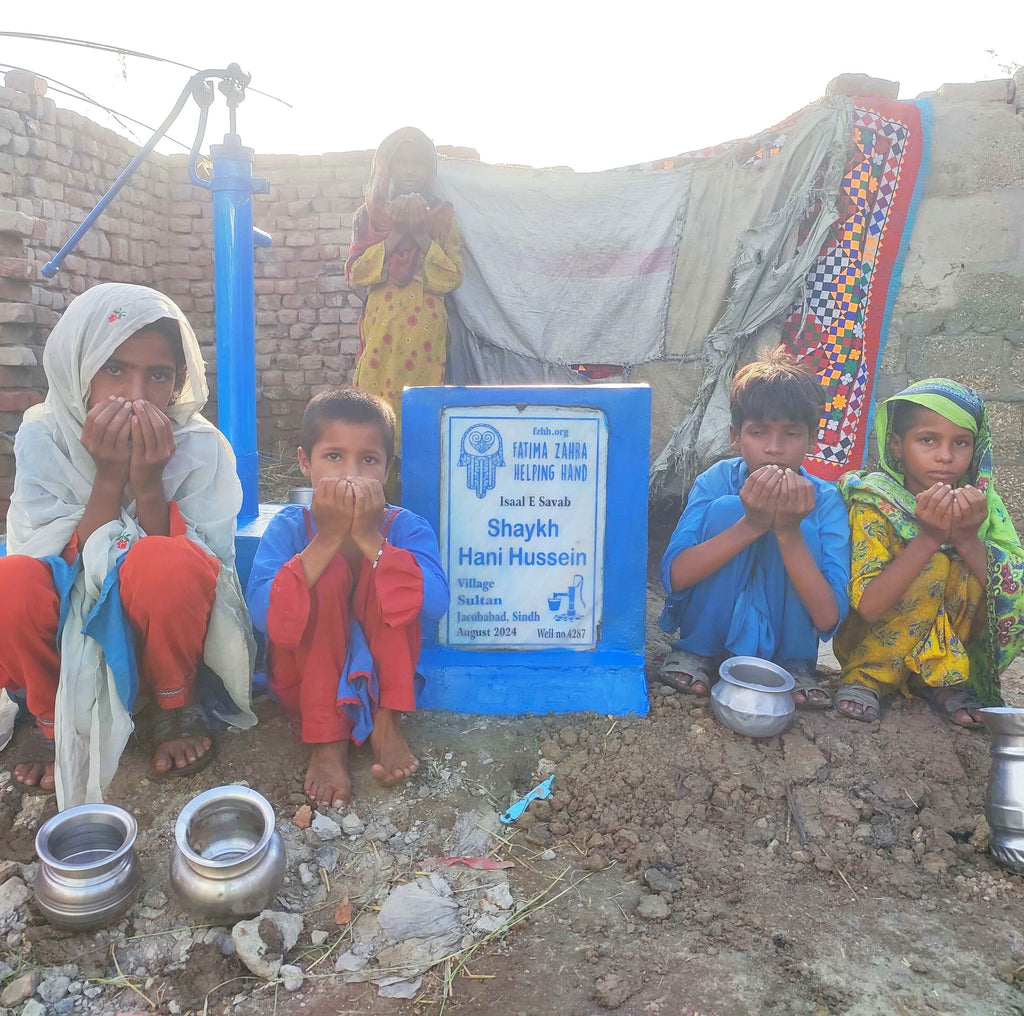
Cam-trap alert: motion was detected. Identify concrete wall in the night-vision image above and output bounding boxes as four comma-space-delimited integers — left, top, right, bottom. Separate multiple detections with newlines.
1, 69, 1023, 524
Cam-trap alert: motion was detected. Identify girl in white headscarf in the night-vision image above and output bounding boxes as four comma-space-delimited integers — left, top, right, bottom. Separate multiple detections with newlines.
1, 283, 255, 808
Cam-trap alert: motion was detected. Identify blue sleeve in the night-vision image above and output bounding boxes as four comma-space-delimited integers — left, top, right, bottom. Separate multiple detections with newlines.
658, 462, 736, 635
244, 508, 307, 635
390, 510, 450, 622
812, 480, 852, 640
659, 462, 731, 594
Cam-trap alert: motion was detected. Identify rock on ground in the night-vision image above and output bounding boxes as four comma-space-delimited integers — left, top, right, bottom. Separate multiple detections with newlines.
232, 910, 304, 980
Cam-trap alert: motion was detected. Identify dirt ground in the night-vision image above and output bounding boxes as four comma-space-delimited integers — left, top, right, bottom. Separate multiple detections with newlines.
3, 507, 1024, 1016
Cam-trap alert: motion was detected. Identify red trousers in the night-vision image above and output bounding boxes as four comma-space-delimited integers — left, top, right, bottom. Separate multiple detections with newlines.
0, 520, 219, 737
266, 547, 422, 744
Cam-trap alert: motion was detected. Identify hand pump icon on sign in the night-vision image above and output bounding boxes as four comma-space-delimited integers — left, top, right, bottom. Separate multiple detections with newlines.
548, 575, 586, 621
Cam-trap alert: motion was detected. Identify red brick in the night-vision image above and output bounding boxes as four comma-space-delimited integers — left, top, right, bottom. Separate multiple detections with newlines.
0, 258, 34, 280
0, 389, 42, 411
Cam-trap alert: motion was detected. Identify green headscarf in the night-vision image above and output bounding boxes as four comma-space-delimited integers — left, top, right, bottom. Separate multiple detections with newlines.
840, 378, 1024, 704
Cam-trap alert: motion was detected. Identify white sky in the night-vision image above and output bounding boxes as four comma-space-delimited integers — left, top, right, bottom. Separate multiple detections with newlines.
3, 1, 1022, 172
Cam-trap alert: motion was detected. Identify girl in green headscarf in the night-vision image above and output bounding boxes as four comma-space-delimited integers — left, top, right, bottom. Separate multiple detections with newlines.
834, 379, 1024, 725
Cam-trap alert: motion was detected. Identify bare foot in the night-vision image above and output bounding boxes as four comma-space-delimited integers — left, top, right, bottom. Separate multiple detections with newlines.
13, 761, 56, 791
153, 734, 212, 774
369, 708, 419, 787
305, 741, 350, 808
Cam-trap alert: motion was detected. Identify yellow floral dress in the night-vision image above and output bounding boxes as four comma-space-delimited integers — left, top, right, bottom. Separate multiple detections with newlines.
834, 500, 985, 694
349, 221, 462, 452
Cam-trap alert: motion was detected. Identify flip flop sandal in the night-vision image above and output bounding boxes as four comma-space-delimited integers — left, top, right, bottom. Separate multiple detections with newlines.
11, 726, 57, 795
834, 683, 881, 723
915, 685, 985, 730
151, 701, 217, 778
788, 665, 832, 711
658, 648, 716, 695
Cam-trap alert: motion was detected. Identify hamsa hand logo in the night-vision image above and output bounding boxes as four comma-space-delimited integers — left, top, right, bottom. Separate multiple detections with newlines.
459, 424, 504, 498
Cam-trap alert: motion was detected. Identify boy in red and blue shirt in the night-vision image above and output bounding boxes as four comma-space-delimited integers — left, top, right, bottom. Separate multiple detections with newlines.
247, 388, 447, 807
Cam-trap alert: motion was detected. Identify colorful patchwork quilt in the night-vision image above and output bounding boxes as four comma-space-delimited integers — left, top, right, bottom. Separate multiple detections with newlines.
781, 99, 930, 481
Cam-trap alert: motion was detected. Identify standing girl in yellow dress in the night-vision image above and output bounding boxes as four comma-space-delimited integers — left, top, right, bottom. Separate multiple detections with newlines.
346, 127, 463, 494
834, 379, 1024, 725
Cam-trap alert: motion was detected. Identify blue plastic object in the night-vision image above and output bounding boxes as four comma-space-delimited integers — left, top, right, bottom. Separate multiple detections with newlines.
500, 775, 554, 825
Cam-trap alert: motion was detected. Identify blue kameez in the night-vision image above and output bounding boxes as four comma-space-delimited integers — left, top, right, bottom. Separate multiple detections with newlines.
659, 458, 850, 669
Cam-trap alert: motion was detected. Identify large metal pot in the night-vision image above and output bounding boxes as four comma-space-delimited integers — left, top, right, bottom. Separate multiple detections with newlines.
34, 804, 140, 930
710, 656, 796, 738
981, 707, 1024, 873
170, 785, 286, 921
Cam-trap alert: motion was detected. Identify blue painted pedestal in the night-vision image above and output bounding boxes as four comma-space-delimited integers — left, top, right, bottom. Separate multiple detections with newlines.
403, 385, 650, 717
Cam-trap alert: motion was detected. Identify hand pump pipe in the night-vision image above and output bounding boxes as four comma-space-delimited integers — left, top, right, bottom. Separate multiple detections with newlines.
42, 64, 270, 521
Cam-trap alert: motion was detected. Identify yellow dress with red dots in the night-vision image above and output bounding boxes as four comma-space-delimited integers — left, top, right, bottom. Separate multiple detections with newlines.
349, 221, 462, 452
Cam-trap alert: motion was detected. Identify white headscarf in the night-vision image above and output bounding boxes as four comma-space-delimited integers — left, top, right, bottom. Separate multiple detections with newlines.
8, 283, 256, 808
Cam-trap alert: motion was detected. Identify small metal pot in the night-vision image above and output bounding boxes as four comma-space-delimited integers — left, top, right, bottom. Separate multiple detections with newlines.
710, 656, 796, 738
981, 707, 1024, 873
287, 487, 314, 506
170, 785, 286, 921
34, 804, 140, 931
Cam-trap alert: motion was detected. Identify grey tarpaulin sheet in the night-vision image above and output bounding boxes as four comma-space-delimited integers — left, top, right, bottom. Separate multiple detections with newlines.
436, 158, 692, 366
650, 96, 854, 493
430, 96, 854, 492
445, 302, 588, 386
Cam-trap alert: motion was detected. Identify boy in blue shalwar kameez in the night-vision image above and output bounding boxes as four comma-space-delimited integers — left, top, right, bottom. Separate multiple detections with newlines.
659, 347, 850, 708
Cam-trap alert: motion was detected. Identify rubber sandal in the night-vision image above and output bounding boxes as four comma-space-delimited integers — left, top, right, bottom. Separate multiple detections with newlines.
788, 665, 832, 711
915, 685, 985, 730
11, 726, 56, 795
658, 648, 716, 695
151, 701, 217, 778
834, 683, 881, 723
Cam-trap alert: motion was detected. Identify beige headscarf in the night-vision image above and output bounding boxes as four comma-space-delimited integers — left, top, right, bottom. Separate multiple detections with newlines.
8, 283, 256, 808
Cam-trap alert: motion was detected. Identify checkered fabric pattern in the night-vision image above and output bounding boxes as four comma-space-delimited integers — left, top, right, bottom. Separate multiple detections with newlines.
782, 102, 924, 481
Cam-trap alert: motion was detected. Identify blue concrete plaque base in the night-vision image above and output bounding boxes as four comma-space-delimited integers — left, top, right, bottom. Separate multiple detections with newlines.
404, 385, 650, 718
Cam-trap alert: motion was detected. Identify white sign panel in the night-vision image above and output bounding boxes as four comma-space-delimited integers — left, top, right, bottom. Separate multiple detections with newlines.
440, 406, 607, 649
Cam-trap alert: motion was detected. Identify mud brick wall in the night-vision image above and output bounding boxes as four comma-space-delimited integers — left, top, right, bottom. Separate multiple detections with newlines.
2, 68, 1024, 526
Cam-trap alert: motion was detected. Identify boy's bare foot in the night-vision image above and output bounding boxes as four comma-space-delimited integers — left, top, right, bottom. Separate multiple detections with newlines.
306, 741, 351, 808
153, 734, 213, 774
369, 708, 419, 787
13, 761, 56, 792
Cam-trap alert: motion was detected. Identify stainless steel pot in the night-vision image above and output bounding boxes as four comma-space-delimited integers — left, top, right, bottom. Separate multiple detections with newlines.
981, 707, 1024, 873
170, 785, 286, 921
710, 656, 796, 738
34, 804, 140, 930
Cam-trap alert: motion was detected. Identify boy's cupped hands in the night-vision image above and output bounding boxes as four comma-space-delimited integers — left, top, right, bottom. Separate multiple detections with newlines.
741, 465, 816, 534
311, 476, 386, 553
